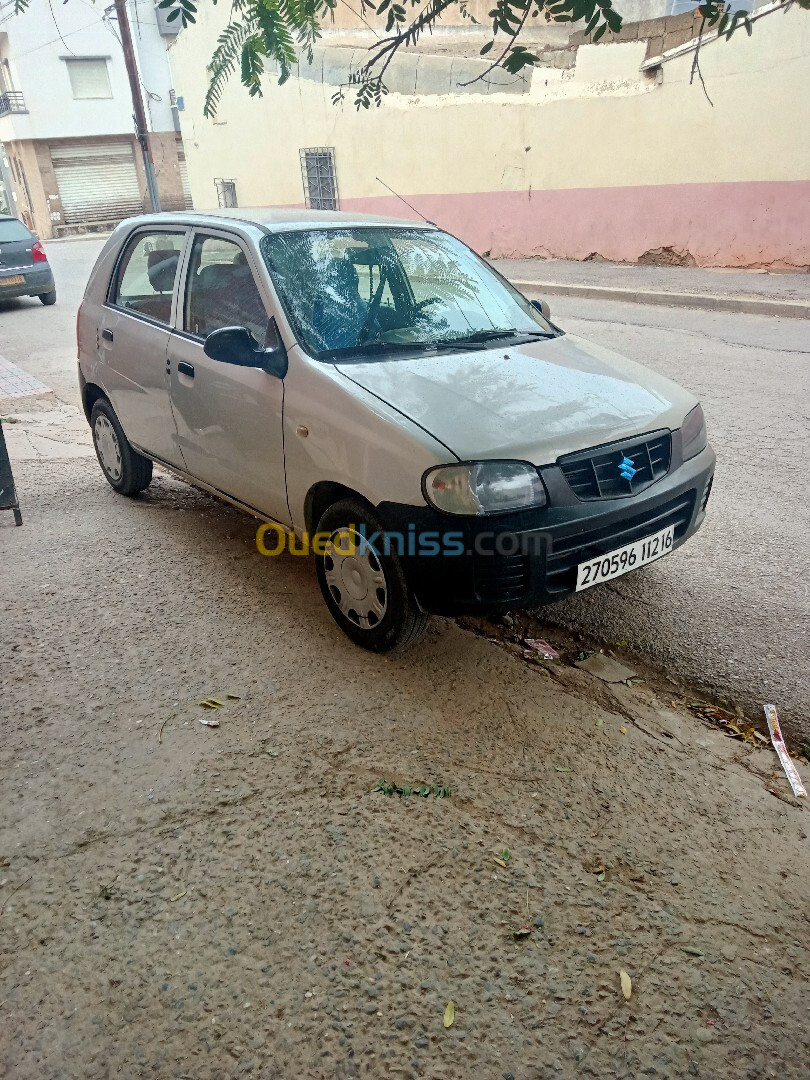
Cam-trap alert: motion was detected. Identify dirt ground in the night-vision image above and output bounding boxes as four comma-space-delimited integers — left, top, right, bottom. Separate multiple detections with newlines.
1, 450, 808, 1079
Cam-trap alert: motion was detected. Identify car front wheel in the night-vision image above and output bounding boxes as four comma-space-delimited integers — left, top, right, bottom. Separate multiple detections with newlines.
315, 498, 431, 652
90, 398, 153, 496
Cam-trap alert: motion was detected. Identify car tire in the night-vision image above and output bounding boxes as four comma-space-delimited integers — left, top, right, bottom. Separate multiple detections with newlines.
315, 497, 431, 652
39, 289, 57, 306
90, 398, 153, 496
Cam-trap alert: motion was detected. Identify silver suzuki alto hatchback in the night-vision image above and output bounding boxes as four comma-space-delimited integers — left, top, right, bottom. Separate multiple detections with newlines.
77, 208, 715, 651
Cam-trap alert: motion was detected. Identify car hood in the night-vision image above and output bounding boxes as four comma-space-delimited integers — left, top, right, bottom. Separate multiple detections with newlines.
336, 334, 698, 465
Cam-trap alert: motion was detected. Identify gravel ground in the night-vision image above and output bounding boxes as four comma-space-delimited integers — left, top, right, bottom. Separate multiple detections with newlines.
1, 456, 808, 1079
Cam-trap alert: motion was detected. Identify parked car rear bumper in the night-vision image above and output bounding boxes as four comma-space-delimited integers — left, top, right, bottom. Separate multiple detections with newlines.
0, 265, 55, 299
378, 443, 716, 617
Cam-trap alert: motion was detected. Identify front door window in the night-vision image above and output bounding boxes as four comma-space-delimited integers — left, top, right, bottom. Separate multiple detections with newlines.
184, 235, 270, 343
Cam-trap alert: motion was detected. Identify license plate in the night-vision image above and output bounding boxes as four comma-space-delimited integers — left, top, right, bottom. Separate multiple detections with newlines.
0, 275, 24, 286
576, 525, 675, 592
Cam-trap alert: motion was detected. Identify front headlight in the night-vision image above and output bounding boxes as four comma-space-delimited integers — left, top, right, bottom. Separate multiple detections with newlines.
423, 461, 547, 515
681, 404, 707, 460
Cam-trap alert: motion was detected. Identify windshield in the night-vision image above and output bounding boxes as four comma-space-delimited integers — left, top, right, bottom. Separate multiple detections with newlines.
260, 227, 555, 359
0, 218, 33, 243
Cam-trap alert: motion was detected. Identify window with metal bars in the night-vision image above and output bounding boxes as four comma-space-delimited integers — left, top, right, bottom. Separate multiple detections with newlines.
214, 178, 237, 209
300, 148, 338, 211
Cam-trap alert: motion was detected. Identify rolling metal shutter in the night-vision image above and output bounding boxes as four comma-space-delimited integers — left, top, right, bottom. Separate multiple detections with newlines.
50, 139, 143, 226
176, 138, 193, 210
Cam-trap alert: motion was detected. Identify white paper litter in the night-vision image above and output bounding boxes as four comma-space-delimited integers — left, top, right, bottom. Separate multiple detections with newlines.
764, 704, 806, 799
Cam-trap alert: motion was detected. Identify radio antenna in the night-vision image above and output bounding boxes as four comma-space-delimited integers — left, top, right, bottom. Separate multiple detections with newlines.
375, 177, 435, 226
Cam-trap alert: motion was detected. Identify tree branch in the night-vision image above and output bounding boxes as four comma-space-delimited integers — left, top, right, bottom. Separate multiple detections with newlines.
459, 1, 532, 87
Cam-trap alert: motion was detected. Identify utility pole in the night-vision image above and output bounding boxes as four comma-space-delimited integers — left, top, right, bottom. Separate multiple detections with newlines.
113, 0, 161, 213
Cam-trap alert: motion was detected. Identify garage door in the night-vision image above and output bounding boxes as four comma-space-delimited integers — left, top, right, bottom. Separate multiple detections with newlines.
176, 138, 193, 210
51, 139, 143, 226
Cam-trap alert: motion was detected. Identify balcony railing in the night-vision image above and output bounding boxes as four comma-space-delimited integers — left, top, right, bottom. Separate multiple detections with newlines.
0, 91, 27, 118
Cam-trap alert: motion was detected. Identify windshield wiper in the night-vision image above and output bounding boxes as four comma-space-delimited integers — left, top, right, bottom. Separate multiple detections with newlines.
442, 328, 555, 346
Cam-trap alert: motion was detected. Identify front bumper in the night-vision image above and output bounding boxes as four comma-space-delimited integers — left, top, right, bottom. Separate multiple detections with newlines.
379, 442, 716, 617
0, 266, 54, 299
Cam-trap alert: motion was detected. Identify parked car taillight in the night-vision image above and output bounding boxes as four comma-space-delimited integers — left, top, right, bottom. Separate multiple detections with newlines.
32, 241, 47, 262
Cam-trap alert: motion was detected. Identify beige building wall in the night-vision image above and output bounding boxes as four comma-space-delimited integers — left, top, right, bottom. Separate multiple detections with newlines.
170, 8, 810, 267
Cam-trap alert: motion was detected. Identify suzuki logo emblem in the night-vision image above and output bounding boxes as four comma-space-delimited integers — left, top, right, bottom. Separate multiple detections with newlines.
618, 455, 637, 482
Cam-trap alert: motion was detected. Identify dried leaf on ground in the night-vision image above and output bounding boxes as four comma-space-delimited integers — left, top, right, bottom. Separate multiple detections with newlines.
620, 969, 632, 1000
443, 1000, 455, 1028
681, 946, 704, 956
197, 717, 220, 728
687, 702, 768, 747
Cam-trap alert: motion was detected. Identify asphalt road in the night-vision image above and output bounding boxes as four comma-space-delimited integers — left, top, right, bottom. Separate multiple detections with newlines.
2, 237, 807, 736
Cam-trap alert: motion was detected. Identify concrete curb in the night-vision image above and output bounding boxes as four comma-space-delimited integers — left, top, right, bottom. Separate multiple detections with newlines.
511, 279, 810, 320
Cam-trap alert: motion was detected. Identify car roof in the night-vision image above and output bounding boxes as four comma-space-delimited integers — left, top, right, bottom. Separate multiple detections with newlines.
124, 207, 436, 233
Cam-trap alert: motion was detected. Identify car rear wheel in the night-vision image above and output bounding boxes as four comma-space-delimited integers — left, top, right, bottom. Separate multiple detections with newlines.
90, 398, 152, 496
39, 289, 56, 306
315, 498, 431, 652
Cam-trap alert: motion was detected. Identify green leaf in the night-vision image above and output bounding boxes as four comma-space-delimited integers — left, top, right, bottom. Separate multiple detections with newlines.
592, 22, 606, 41
584, 10, 600, 34
480, 39, 494, 53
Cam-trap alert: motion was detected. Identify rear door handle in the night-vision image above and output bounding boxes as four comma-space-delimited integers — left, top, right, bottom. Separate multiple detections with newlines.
177, 361, 195, 378
101, 328, 114, 342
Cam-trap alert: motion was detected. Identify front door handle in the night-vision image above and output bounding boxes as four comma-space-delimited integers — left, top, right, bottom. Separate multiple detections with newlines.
177, 361, 195, 378
101, 328, 114, 342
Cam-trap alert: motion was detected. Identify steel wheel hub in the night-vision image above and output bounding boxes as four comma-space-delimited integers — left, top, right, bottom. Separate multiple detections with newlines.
323, 526, 388, 630
94, 415, 122, 481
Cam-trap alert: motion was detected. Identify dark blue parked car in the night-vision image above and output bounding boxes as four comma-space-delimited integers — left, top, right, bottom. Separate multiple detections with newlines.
0, 215, 56, 305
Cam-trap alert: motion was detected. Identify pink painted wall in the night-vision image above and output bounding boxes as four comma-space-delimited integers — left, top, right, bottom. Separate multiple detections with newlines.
340, 180, 810, 269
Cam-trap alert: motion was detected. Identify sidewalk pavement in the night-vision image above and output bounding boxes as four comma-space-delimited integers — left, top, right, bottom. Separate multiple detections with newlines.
492, 257, 810, 318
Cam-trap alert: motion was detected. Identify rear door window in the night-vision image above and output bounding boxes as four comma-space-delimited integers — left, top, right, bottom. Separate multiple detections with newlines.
184, 234, 270, 343
112, 231, 185, 326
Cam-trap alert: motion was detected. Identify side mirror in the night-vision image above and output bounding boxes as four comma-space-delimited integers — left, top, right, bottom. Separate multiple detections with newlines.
203, 325, 288, 378
531, 298, 551, 320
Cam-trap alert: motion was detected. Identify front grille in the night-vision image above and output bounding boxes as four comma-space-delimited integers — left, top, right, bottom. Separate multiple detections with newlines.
545, 490, 696, 595
559, 432, 672, 501
474, 553, 530, 603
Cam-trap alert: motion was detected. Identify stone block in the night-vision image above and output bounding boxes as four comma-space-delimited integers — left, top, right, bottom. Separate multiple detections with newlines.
637, 15, 668, 37
663, 26, 697, 49
612, 22, 640, 41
